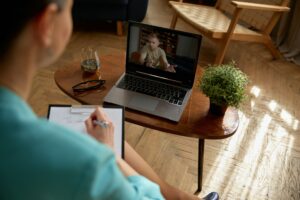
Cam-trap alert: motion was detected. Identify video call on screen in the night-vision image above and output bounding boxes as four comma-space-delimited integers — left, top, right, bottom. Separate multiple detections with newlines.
128, 25, 199, 77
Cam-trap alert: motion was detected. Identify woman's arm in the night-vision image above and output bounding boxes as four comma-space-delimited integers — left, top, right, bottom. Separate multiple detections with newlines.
116, 156, 138, 177
84, 107, 165, 200
85, 107, 139, 177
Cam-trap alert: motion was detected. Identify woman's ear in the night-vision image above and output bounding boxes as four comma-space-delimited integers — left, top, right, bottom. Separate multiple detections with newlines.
33, 3, 58, 48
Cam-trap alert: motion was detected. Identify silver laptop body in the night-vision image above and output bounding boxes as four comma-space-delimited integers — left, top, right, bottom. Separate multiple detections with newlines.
104, 22, 202, 122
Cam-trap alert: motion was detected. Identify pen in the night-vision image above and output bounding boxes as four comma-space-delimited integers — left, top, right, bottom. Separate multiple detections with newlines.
93, 119, 109, 128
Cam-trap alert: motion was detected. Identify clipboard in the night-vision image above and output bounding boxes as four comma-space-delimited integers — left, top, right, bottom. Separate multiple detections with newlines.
47, 104, 124, 158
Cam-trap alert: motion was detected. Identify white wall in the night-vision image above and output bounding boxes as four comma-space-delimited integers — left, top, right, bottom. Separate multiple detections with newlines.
128, 26, 140, 56
176, 35, 199, 59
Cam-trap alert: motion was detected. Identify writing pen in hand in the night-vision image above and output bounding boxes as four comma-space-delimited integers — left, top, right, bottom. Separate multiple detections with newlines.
92, 119, 109, 128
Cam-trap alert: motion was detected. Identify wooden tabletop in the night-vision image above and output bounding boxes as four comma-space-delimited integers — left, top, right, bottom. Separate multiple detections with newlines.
55, 53, 239, 140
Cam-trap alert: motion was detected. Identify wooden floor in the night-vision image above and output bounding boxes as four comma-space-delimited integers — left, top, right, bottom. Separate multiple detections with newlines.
28, 0, 300, 199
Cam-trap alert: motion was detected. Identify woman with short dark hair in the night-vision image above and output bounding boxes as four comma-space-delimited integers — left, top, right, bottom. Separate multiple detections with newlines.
0, 1, 218, 199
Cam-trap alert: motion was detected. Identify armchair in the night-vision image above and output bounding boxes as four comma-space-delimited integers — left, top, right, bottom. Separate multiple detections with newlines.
73, 0, 149, 35
169, 0, 290, 64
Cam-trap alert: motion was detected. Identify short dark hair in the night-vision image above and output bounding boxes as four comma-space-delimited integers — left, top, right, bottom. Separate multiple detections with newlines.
0, 0, 65, 59
148, 33, 160, 41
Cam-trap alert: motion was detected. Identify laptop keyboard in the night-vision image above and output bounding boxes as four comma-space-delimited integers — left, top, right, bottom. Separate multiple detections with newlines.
117, 75, 187, 105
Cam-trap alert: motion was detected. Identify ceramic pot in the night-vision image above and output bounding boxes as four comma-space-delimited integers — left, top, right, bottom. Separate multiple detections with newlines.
209, 103, 228, 116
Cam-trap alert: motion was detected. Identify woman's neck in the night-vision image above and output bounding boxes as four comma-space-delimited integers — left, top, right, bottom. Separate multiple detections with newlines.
0, 51, 36, 100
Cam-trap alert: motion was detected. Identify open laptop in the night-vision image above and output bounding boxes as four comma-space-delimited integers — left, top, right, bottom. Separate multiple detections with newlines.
104, 21, 202, 122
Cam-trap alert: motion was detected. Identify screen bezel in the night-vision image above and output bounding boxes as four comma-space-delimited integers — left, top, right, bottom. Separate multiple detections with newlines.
126, 21, 202, 88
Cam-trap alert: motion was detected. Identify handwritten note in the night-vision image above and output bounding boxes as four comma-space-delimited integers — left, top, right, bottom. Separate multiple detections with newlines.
48, 105, 124, 157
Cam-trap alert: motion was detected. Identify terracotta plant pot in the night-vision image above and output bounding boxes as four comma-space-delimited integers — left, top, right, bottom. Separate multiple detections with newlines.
209, 103, 228, 116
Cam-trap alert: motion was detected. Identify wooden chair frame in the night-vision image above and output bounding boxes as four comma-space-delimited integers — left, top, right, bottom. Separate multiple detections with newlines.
117, 21, 123, 36
169, 0, 290, 64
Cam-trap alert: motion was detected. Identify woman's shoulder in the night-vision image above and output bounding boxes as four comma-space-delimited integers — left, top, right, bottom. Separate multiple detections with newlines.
0, 118, 118, 199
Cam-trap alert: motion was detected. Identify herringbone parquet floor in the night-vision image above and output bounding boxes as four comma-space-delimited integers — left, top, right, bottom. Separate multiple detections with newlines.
28, 0, 300, 199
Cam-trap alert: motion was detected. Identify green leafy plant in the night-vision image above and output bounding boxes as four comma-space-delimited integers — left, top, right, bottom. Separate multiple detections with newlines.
199, 62, 249, 107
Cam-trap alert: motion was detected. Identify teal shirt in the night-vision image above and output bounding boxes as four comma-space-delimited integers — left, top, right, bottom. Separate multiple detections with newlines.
0, 87, 164, 200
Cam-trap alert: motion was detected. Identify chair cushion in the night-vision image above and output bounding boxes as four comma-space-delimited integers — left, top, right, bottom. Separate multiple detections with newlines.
75, 0, 128, 5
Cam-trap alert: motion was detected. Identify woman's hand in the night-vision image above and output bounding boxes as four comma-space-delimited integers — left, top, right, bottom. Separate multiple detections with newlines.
85, 107, 115, 149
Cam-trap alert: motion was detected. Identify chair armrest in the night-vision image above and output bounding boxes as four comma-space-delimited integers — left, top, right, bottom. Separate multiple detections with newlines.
231, 1, 290, 12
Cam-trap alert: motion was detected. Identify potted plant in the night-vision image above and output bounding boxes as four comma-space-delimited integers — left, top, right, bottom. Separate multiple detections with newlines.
199, 62, 249, 115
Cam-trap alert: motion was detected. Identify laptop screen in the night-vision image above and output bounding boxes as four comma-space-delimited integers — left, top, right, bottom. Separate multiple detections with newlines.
126, 22, 202, 88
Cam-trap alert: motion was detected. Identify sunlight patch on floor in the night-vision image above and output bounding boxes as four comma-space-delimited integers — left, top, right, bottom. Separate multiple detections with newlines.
268, 100, 277, 112
250, 99, 256, 110
280, 109, 293, 126
202, 91, 298, 198
267, 124, 294, 199
244, 114, 271, 163
227, 112, 250, 152
239, 114, 271, 199
273, 125, 289, 138
293, 119, 299, 131
268, 99, 298, 132
222, 112, 251, 197
203, 111, 250, 192
250, 86, 261, 98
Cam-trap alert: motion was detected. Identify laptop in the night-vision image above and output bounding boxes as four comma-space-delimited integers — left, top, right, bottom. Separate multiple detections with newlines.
104, 21, 202, 122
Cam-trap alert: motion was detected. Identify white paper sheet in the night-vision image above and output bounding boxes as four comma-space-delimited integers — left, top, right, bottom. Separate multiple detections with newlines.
48, 106, 123, 157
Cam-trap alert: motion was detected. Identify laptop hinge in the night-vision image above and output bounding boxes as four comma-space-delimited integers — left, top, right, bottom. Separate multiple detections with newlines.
135, 71, 183, 84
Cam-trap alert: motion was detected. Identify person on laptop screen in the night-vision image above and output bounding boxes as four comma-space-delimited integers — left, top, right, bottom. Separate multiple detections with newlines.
139, 33, 176, 73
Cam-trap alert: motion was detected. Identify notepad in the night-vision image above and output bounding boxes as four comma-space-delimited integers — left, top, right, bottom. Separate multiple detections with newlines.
47, 105, 124, 158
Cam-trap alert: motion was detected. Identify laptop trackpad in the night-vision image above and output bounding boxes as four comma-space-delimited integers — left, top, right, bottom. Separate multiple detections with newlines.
129, 95, 159, 111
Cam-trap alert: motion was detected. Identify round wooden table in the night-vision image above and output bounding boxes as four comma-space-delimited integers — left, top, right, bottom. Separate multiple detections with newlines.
55, 53, 239, 193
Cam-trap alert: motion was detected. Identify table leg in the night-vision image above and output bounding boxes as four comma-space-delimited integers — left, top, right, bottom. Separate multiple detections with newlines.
194, 139, 205, 194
